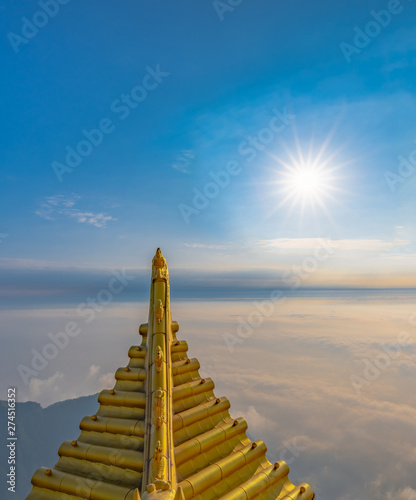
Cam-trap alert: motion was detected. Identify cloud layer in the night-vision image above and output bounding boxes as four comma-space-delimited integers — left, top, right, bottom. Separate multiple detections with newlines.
2, 296, 416, 499
259, 237, 410, 252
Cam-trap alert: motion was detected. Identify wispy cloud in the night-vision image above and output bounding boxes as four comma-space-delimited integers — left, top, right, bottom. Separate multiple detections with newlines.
184, 243, 227, 250
172, 149, 195, 173
36, 194, 116, 228
87, 365, 100, 379
98, 372, 115, 391
258, 238, 409, 252
27, 372, 76, 407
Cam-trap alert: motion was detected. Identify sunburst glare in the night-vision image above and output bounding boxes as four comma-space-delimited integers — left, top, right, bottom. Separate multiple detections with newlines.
268, 136, 348, 219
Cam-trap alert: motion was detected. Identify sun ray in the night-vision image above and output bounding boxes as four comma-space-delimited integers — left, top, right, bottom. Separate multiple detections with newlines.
262, 136, 352, 226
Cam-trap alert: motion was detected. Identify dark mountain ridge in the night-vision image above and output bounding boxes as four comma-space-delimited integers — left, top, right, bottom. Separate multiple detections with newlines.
1, 394, 99, 500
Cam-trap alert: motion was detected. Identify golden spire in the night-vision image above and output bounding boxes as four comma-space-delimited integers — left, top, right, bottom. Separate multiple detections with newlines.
25, 247, 314, 500
139, 249, 181, 499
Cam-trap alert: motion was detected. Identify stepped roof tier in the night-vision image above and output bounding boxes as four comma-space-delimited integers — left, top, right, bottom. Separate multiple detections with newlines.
26, 249, 314, 500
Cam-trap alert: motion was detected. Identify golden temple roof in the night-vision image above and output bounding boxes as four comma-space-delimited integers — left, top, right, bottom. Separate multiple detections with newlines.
26, 249, 314, 500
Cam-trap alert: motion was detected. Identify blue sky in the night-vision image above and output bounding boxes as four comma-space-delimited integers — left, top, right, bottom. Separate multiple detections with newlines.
1, 0, 416, 289
2, 4, 416, 498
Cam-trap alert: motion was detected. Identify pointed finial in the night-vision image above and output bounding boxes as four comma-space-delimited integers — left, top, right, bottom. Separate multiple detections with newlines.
154, 248, 163, 261
152, 248, 168, 281
152, 248, 166, 267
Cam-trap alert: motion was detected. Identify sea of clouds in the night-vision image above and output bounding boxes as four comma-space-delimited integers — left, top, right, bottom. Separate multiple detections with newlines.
2, 293, 416, 499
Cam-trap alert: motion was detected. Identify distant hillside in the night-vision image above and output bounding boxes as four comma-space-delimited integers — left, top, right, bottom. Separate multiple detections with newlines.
0, 394, 99, 500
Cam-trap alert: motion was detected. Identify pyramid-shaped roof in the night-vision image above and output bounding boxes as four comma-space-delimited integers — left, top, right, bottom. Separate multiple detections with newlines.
26, 249, 314, 500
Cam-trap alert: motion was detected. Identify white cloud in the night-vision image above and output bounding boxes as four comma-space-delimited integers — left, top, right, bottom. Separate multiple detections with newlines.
28, 372, 64, 399
172, 149, 195, 173
258, 238, 409, 252
26, 372, 76, 407
395, 488, 416, 500
66, 211, 116, 228
98, 372, 115, 390
184, 243, 227, 250
46, 194, 79, 208
35, 194, 116, 228
383, 487, 416, 500
87, 365, 100, 379
238, 405, 274, 435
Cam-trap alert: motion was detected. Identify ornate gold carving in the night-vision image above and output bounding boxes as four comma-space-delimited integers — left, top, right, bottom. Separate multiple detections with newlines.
152, 248, 169, 281
153, 388, 165, 429
151, 441, 165, 481
154, 299, 164, 324
154, 345, 164, 373
152, 248, 165, 268
146, 484, 156, 493
154, 480, 170, 491
154, 267, 168, 280
144, 481, 174, 498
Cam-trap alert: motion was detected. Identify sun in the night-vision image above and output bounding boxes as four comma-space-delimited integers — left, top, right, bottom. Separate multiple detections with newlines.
280, 163, 334, 206
291, 169, 323, 194
269, 140, 346, 217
